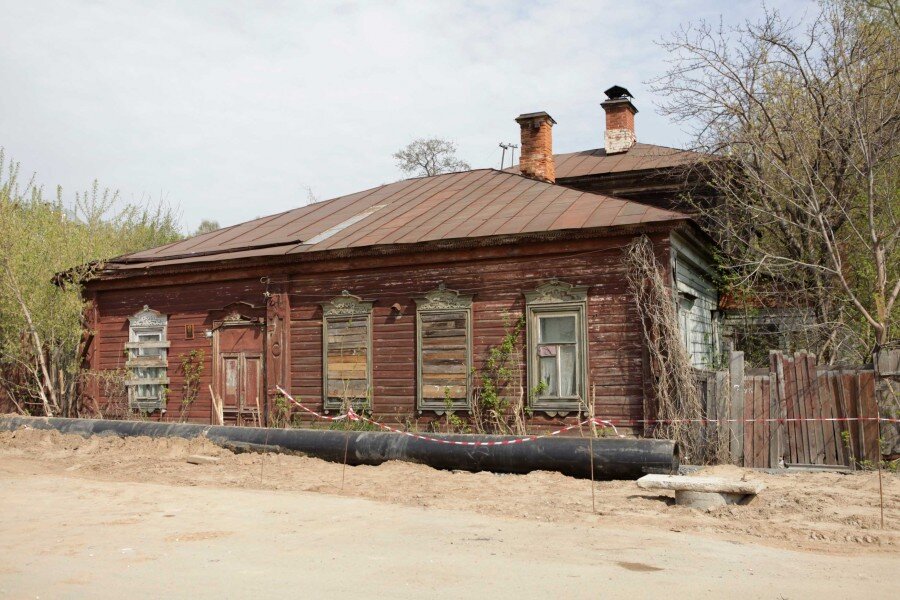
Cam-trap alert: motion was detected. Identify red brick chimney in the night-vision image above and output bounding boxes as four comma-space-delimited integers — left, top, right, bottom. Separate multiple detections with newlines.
515, 111, 556, 183
601, 85, 637, 154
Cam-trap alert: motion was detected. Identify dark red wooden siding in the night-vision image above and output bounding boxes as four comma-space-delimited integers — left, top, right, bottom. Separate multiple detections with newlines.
87, 233, 672, 432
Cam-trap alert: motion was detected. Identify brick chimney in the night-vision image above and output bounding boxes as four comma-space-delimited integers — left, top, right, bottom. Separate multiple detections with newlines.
515, 111, 556, 183
601, 85, 637, 154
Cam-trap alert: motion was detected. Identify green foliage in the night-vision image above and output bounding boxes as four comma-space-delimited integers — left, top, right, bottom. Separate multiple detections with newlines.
0, 149, 183, 415
269, 394, 293, 429
194, 219, 220, 236
530, 379, 548, 399
442, 389, 469, 434
327, 398, 379, 432
472, 314, 527, 434
479, 315, 524, 414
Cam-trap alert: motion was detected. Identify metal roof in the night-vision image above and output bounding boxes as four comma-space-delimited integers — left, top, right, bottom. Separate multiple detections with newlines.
507, 142, 704, 180
107, 168, 688, 271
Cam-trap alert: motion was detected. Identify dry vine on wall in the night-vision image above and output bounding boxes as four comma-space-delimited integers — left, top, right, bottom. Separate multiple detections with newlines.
625, 236, 708, 463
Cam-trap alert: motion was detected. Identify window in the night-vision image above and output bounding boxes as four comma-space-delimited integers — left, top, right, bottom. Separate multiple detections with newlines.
536, 313, 579, 397
321, 291, 373, 410
125, 306, 170, 411
415, 285, 473, 412
525, 281, 588, 413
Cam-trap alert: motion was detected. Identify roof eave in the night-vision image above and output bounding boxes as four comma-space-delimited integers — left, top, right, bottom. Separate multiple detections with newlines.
87, 219, 691, 285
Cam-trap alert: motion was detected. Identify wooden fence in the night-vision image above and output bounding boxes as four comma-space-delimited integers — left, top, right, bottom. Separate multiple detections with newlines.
696, 350, 890, 468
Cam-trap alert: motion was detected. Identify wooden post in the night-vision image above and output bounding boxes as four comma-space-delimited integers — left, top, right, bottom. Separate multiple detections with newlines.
728, 351, 745, 465
714, 370, 728, 462
208, 384, 224, 426
770, 351, 786, 467
874, 350, 900, 468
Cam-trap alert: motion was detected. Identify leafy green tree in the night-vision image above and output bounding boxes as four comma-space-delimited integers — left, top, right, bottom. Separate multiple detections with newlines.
0, 149, 182, 415
194, 219, 220, 235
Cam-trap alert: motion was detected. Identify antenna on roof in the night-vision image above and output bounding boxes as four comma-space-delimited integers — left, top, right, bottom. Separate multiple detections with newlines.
499, 142, 519, 170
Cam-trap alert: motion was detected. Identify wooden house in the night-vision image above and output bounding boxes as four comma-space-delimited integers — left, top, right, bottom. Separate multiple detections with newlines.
81, 91, 719, 432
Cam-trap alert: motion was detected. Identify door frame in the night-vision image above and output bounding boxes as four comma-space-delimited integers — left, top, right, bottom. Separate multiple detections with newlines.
210, 311, 266, 426
216, 350, 263, 424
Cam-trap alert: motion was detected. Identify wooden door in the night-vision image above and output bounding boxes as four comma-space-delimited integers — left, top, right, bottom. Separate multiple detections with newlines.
215, 323, 263, 426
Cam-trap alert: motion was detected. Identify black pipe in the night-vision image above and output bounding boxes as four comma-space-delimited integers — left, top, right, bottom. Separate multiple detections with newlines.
0, 416, 679, 480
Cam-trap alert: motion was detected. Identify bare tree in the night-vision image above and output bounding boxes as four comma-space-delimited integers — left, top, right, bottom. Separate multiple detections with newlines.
393, 138, 470, 177
652, 0, 900, 361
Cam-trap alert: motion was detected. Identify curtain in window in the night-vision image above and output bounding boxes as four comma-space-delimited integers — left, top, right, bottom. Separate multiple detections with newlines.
538, 315, 577, 398
559, 345, 576, 396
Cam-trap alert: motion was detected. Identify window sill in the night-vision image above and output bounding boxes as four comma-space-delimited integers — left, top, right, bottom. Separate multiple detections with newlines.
125, 358, 167, 368
125, 341, 171, 350
323, 399, 370, 412
417, 402, 471, 415
129, 401, 164, 411
530, 399, 585, 416
124, 377, 170, 386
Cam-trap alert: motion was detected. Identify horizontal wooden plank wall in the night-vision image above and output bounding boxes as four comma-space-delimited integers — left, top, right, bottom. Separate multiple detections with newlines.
86, 278, 267, 422
287, 235, 666, 432
87, 234, 671, 432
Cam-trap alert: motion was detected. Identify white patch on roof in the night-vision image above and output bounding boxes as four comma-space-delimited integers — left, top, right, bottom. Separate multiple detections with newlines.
303, 204, 387, 245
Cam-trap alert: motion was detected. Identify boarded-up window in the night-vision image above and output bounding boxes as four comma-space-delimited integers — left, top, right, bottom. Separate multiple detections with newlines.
124, 306, 170, 412
415, 285, 472, 412
524, 281, 588, 414
321, 292, 373, 410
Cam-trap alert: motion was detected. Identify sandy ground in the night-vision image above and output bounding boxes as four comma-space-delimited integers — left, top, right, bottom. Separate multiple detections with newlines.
1, 428, 898, 598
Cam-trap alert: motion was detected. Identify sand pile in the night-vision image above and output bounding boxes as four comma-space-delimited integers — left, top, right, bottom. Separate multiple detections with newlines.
1, 427, 897, 554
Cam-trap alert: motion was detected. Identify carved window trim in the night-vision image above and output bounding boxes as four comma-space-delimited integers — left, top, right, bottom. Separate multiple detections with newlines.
414, 284, 474, 413
524, 280, 589, 416
321, 291, 374, 411
125, 305, 170, 412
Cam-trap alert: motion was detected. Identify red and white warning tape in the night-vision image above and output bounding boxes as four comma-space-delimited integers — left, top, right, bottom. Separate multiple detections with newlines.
273, 386, 899, 444
274, 386, 623, 445
594, 416, 899, 426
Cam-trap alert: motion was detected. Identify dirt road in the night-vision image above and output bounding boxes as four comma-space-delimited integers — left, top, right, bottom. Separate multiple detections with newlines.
0, 428, 897, 598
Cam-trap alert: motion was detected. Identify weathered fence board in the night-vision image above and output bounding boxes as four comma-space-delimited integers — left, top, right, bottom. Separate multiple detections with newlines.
725, 351, 882, 468
728, 351, 744, 464
858, 371, 879, 464
875, 349, 900, 458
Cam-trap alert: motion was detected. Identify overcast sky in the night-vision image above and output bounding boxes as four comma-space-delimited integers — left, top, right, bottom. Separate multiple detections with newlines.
1, 0, 815, 232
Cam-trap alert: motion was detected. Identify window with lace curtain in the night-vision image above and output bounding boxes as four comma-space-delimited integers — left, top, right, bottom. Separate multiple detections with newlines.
525, 281, 588, 414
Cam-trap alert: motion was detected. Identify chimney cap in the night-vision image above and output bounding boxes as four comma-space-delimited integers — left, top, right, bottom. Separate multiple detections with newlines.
604, 85, 633, 100
515, 111, 557, 125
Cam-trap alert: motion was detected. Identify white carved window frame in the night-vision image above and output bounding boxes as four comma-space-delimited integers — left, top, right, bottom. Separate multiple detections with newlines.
414, 284, 474, 413
524, 280, 589, 415
125, 305, 170, 412
320, 291, 374, 411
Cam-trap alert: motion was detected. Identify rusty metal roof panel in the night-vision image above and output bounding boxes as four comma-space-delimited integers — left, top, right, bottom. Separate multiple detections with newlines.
411, 174, 524, 243
104, 169, 688, 271
349, 169, 492, 248
311, 174, 453, 250
505, 143, 704, 179
449, 177, 539, 239
478, 184, 568, 238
